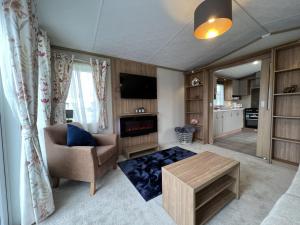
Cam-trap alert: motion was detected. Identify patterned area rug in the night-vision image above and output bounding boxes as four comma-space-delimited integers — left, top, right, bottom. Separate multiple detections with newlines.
118, 146, 196, 201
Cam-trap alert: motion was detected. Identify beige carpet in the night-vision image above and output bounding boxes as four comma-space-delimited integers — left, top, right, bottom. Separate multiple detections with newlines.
41, 143, 297, 225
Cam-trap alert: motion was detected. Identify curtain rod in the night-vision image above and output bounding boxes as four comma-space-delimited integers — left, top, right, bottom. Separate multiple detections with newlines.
73, 58, 110, 67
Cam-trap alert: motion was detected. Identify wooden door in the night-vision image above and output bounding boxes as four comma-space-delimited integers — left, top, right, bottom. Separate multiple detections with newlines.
256, 57, 272, 161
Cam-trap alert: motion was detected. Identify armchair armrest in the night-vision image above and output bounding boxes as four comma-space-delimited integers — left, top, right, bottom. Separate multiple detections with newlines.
46, 144, 98, 182
92, 133, 117, 146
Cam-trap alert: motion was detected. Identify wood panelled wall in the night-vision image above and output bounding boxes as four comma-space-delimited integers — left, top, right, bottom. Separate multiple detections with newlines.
110, 58, 158, 153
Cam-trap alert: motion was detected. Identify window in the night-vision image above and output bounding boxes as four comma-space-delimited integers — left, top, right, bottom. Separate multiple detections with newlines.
66, 63, 99, 132
214, 84, 224, 106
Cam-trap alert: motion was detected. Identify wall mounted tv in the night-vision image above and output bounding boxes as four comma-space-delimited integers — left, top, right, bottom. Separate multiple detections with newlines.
120, 73, 157, 99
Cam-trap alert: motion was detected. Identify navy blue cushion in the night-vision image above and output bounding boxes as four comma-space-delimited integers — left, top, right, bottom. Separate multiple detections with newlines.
66, 124, 97, 147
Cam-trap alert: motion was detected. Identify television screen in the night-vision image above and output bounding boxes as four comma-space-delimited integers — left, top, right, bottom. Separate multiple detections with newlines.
120, 73, 157, 99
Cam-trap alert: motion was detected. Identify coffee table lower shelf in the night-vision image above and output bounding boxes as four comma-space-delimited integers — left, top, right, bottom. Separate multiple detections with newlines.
196, 189, 235, 225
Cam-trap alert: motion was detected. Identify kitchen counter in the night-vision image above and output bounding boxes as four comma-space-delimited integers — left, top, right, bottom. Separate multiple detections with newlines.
213, 108, 244, 137
213, 108, 244, 112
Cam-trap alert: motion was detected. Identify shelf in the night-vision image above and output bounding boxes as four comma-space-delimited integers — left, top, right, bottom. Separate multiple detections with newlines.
275, 67, 300, 73
272, 137, 300, 145
274, 92, 300, 96
196, 189, 235, 225
189, 124, 203, 127
186, 112, 202, 114
185, 84, 203, 88
273, 115, 300, 119
195, 175, 235, 210
120, 113, 158, 118
124, 143, 159, 158
185, 99, 203, 101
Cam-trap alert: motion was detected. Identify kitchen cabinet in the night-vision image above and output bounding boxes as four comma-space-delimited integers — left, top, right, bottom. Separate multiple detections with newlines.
213, 111, 223, 137
232, 80, 240, 96
223, 111, 233, 133
224, 80, 233, 101
213, 109, 244, 138
239, 78, 249, 96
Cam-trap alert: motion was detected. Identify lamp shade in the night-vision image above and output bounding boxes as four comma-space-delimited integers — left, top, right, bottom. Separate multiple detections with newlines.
194, 0, 232, 39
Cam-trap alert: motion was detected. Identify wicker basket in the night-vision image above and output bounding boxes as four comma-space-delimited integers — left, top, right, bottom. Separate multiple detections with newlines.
175, 126, 195, 144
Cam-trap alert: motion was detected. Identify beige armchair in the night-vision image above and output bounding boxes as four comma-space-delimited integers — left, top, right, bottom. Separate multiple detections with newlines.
44, 123, 118, 195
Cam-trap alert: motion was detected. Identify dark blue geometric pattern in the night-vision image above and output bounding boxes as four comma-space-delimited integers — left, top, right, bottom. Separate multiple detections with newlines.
118, 146, 196, 201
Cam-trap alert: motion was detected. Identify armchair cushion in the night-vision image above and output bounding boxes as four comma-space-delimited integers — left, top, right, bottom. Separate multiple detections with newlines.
67, 124, 96, 147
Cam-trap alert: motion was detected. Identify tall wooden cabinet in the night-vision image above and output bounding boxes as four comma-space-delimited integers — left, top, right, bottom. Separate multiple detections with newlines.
185, 70, 209, 143
271, 42, 300, 165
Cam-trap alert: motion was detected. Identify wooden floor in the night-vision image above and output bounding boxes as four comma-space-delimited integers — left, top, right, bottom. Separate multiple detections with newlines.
213, 129, 257, 156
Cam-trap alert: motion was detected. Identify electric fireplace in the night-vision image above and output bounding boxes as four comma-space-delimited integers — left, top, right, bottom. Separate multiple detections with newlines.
120, 116, 157, 138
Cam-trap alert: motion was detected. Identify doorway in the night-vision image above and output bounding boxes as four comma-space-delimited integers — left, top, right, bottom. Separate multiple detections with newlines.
212, 60, 262, 157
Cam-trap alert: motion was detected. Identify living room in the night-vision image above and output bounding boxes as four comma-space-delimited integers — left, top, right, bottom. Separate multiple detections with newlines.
0, 1, 300, 225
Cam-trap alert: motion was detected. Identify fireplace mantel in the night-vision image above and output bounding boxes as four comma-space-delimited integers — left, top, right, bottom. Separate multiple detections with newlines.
119, 112, 158, 118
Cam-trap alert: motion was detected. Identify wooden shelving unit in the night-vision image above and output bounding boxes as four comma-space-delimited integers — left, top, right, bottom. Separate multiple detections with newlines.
271, 42, 300, 165
272, 137, 300, 145
273, 92, 300, 96
274, 67, 300, 73
184, 70, 208, 142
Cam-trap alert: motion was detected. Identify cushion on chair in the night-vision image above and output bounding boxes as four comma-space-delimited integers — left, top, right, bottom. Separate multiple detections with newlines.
67, 124, 97, 147
96, 145, 116, 164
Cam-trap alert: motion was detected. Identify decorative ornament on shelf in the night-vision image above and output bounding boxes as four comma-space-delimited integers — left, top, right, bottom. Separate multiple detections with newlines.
283, 85, 298, 93
190, 118, 199, 125
191, 77, 201, 87
136, 107, 145, 113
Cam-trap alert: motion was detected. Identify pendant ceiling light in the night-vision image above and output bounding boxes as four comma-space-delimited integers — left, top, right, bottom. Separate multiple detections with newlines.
194, 0, 233, 40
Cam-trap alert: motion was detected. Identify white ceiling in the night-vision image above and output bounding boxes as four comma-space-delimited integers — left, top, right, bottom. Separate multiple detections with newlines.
37, 0, 300, 71
215, 61, 261, 78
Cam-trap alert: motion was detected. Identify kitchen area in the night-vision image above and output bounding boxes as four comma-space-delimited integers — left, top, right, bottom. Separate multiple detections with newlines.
213, 61, 261, 156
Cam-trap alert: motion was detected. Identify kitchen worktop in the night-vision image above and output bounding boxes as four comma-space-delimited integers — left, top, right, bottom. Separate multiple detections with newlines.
213, 108, 245, 112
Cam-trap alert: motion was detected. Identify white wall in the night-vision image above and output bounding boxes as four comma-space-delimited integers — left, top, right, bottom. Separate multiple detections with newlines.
157, 68, 185, 146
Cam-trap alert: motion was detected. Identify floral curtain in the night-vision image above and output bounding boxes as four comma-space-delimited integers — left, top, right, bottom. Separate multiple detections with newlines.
90, 59, 108, 130
37, 29, 51, 168
0, 0, 55, 224
38, 29, 51, 125
51, 52, 73, 124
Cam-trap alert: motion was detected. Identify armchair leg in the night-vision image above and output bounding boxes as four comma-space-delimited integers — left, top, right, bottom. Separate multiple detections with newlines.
52, 177, 60, 188
113, 163, 117, 170
90, 181, 96, 196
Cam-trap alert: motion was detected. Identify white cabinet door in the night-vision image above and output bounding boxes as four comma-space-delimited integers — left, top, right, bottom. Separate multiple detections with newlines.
222, 111, 232, 133
213, 111, 223, 137
232, 110, 244, 130
237, 110, 244, 128
218, 112, 224, 136
213, 112, 218, 137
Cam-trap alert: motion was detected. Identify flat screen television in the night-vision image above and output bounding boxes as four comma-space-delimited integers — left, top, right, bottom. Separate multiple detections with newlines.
120, 73, 157, 99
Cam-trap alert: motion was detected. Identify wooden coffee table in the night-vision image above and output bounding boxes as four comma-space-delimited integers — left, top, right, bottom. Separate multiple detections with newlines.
162, 151, 240, 225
